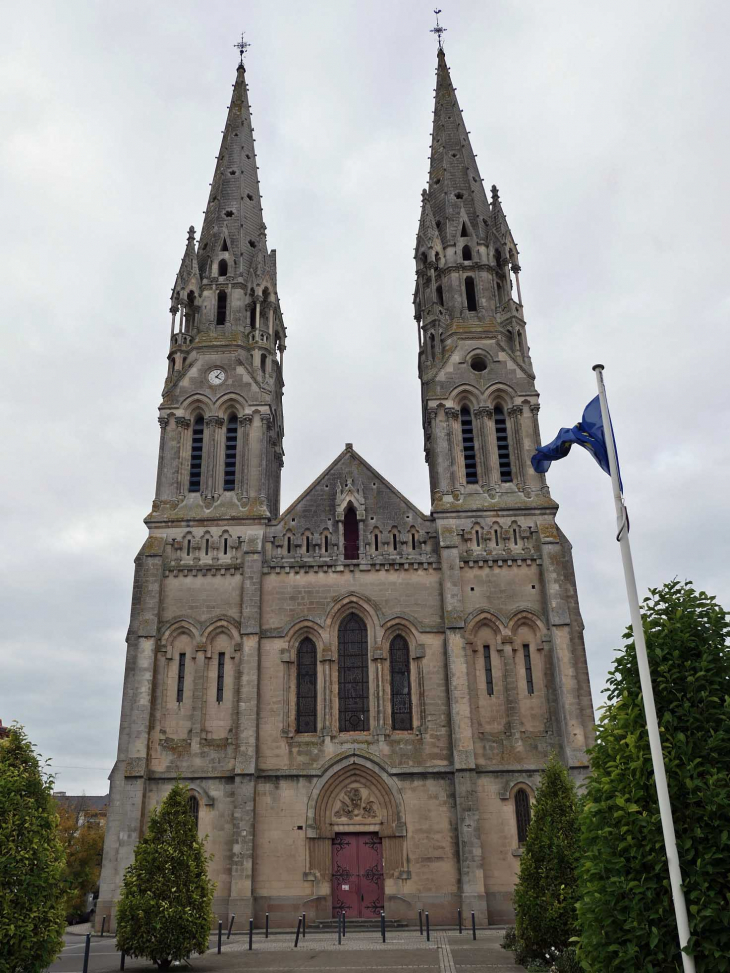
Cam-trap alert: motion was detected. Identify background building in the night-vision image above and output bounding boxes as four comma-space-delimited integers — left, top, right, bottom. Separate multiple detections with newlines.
97, 44, 593, 929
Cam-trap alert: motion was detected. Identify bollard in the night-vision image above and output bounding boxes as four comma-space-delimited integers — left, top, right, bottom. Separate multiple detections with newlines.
265, 912, 269, 939
425, 911, 430, 942
419, 909, 423, 936
471, 910, 476, 940
302, 911, 306, 939
82, 934, 91, 973
217, 919, 222, 954
248, 917, 253, 950
337, 910, 342, 945
294, 916, 302, 948
458, 907, 462, 934
381, 910, 385, 943
120, 951, 125, 971
227, 914, 235, 939
100, 915, 107, 938
342, 909, 346, 938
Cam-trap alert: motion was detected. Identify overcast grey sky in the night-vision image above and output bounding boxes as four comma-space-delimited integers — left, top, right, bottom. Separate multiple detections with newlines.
2, 1, 728, 795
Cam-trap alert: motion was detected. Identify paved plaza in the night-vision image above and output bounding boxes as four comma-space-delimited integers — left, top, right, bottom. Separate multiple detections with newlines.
50, 928, 527, 972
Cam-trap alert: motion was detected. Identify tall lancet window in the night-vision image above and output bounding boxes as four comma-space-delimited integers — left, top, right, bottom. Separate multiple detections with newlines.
460, 406, 478, 484
465, 276, 477, 312
343, 506, 359, 560
216, 290, 227, 328
338, 613, 369, 732
223, 415, 238, 491
515, 788, 532, 845
494, 406, 513, 482
389, 635, 412, 731
188, 416, 204, 492
296, 637, 317, 734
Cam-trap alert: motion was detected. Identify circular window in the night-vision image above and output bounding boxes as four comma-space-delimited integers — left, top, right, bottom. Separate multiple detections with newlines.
470, 356, 487, 373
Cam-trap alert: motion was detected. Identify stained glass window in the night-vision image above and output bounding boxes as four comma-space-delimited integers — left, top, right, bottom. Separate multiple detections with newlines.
484, 645, 494, 696
338, 614, 369, 732
296, 637, 317, 734
188, 794, 199, 829
515, 788, 531, 845
389, 635, 412, 731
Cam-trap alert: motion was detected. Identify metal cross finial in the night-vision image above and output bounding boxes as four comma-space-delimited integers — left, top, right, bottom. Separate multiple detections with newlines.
234, 32, 251, 64
430, 9, 447, 50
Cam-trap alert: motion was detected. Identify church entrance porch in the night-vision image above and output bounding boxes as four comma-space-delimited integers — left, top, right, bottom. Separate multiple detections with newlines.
332, 833, 384, 918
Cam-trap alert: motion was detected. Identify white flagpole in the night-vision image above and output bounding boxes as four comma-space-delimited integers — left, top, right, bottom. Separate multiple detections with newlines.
592, 364, 695, 972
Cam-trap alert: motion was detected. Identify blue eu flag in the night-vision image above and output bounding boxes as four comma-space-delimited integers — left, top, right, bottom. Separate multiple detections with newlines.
531, 395, 623, 492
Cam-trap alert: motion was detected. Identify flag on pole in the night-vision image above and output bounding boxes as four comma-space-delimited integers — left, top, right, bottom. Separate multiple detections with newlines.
531, 395, 623, 493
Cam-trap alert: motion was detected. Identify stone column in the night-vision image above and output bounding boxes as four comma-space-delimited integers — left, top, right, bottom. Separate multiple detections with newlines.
238, 415, 252, 502
508, 405, 526, 491
174, 417, 190, 496
321, 644, 332, 737
473, 407, 493, 492
190, 641, 207, 749
254, 295, 261, 331
530, 404, 548, 493
154, 417, 169, 501
203, 416, 224, 499
280, 649, 293, 738
445, 407, 460, 491
372, 643, 385, 738
497, 638, 521, 739
258, 414, 271, 506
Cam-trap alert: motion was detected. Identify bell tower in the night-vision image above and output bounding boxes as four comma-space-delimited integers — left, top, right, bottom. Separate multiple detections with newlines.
416, 47, 544, 510
153, 55, 286, 524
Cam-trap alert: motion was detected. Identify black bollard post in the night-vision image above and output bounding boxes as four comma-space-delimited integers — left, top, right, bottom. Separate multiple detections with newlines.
458, 907, 462, 934
100, 915, 106, 938
381, 910, 385, 943
265, 913, 269, 939
419, 909, 423, 935
471, 910, 476, 940
302, 911, 306, 939
248, 918, 253, 950
337, 910, 342, 945
82, 934, 91, 973
425, 911, 430, 942
217, 919, 222, 954
227, 914, 235, 939
342, 909, 346, 938
120, 951, 125, 971
294, 916, 302, 948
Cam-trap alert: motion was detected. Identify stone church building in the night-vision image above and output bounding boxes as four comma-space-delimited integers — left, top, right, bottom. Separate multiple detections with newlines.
97, 45, 594, 929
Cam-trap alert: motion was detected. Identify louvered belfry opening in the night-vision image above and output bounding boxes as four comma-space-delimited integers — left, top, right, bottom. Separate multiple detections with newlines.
460, 406, 478, 483
296, 637, 317, 734
188, 416, 204, 492
223, 415, 238, 491
494, 406, 513, 482
343, 505, 359, 560
338, 613, 369, 732
389, 635, 413, 731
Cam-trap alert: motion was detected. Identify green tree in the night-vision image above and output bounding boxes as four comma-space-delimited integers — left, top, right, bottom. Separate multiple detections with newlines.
0, 725, 67, 973
578, 581, 730, 972
115, 782, 215, 969
58, 803, 105, 920
513, 753, 580, 964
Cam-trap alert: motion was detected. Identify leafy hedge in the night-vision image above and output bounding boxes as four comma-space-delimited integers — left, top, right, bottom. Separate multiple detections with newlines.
0, 726, 67, 973
115, 781, 215, 969
577, 581, 730, 972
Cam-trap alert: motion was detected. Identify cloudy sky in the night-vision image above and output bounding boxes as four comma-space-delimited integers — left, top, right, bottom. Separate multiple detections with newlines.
2, 1, 728, 795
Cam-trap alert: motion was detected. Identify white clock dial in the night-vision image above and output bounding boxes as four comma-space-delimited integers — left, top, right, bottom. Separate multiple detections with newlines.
208, 368, 226, 386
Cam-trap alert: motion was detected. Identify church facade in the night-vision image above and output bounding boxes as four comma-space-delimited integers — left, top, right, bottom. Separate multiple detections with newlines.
97, 46, 594, 929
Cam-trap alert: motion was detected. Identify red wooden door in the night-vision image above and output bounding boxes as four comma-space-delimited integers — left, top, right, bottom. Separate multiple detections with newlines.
332, 833, 384, 918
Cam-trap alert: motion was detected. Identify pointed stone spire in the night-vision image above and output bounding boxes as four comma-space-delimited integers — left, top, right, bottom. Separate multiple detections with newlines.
197, 61, 264, 283
171, 225, 201, 309
427, 48, 491, 248
416, 188, 442, 254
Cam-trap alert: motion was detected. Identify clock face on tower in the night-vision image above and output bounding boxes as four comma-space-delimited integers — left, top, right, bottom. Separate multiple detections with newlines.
207, 368, 226, 386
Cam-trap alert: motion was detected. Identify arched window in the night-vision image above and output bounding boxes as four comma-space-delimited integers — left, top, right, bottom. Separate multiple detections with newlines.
390, 635, 412, 731
517, 331, 524, 355
338, 614, 369, 732
249, 303, 256, 329
460, 406, 478, 484
223, 414, 237, 491
187, 289, 196, 305
296, 637, 317, 734
420, 252, 427, 266
515, 788, 531, 845
462, 244, 472, 262
187, 794, 199, 829
343, 506, 359, 560
494, 406, 512, 482
496, 281, 504, 305
465, 276, 477, 312
188, 415, 204, 492
429, 333, 436, 360
523, 644, 535, 695
218, 258, 228, 277
216, 290, 227, 328
261, 353, 267, 375
436, 284, 444, 307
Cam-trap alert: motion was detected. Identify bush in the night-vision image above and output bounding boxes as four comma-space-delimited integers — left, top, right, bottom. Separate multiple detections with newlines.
115, 781, 215, 969
0, 725, 67, 973
551, 947, 582, 973
577, 581, 730, 972
501, 925, 518, 950
514, 753, 580, 964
